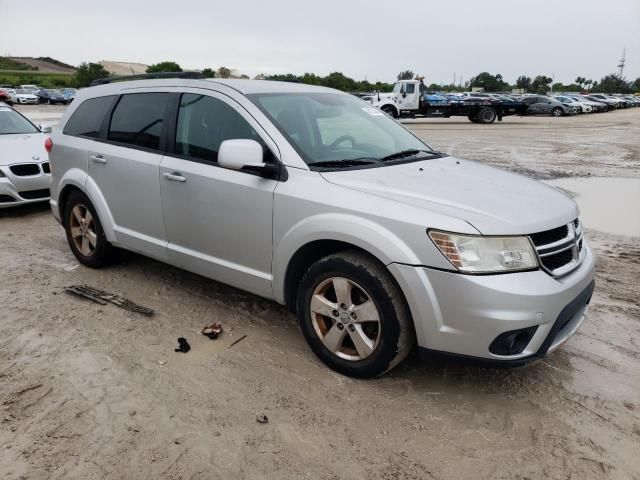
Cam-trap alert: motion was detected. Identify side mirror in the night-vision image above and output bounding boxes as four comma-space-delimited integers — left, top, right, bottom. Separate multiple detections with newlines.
218, 139, 280, 179
40, 125, 52, 133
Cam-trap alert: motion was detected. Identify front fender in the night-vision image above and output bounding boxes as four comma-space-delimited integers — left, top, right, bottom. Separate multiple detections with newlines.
272, 213, 422, 303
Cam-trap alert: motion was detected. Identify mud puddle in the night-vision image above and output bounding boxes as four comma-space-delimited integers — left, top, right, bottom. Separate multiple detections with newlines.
545, 177, 640, 236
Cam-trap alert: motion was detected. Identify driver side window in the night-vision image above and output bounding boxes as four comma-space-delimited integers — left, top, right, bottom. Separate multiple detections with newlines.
175, 94, 260, 163
405, 83, 415, 94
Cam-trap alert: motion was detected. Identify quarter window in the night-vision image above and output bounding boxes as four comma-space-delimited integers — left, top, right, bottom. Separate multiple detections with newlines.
175, 94, 260, 162
108, 93, 170, 150
63, 95, 116, 138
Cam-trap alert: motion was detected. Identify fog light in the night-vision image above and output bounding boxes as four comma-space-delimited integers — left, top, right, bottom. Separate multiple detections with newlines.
489, 326, 538, 355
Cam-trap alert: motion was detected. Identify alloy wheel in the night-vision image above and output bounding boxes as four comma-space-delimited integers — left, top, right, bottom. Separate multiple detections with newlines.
69, 204, 97, 256
310, 277, 381, 361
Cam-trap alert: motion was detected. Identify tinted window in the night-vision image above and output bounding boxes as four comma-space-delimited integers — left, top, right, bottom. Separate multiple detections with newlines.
64, 95, 116, 138
108, 93, 170, 150
405, 83, 415, 94
175, 94, 260, 162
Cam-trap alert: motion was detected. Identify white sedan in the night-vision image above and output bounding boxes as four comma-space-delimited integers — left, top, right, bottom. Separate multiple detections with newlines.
0, 105, 51, 207
14, 89, 39, 104
554, 95, 592, 113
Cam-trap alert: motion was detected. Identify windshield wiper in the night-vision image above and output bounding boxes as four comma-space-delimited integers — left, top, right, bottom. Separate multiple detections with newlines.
307, 158, 380, 168
379, 149, 440, 162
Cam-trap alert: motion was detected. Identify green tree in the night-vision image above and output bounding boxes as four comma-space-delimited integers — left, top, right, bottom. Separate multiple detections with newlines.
575, 76, 586, 88
217, 67, 231, 78
73, 62, 110, 87
201, 68, 215, 78
397, 70, 414, 81
469, 72, 508, 92
598, 74, 631, 93
530, 75, 553, 93
146, 61, 182, 73
630, 77, 640, 92
516, 75, 531, 90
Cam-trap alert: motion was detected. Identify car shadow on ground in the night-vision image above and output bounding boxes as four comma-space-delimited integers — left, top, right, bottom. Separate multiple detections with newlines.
0, 202, 51, 218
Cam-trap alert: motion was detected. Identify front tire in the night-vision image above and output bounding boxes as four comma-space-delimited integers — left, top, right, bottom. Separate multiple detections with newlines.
297, 251, 415, 378
63, 191, 118, 268
381, 105, 398, 118
552, 107, 563, 117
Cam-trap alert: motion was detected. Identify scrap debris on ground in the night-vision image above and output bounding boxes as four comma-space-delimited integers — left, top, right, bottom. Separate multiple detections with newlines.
65, 284, 154, 316
201, 323, 223, 339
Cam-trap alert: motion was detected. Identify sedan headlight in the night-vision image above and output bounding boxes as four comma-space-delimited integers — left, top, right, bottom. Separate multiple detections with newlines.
428, 230, 538, 273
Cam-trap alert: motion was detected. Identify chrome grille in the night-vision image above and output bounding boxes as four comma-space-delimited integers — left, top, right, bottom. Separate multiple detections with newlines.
530, 219, 584, 277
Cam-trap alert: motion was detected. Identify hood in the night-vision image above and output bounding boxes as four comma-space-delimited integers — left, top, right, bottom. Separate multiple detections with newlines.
17, 93, 37, 98
320, 156, 578, 235
0, 133, 47, 166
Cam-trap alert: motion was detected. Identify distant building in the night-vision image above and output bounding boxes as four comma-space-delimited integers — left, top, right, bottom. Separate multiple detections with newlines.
100, 61, 149, 76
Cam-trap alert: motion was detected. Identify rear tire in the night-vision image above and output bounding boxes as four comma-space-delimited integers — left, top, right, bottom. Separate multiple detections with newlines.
63, 191, 118, 268
477, 107, 497, 124
297, 251, 415, 378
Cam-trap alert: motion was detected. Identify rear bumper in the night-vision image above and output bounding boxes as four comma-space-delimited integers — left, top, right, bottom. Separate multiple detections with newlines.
388, 241, 596, 362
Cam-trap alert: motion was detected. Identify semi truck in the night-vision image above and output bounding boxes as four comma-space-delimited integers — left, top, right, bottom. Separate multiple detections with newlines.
368, 80, 528, 124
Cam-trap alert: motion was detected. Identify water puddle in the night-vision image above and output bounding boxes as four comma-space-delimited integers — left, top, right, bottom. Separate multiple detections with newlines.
545, 177, 640, 237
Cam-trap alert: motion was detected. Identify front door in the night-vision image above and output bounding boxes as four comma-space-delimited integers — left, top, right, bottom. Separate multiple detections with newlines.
159, 92, 278, 297
397, 82, 419, 111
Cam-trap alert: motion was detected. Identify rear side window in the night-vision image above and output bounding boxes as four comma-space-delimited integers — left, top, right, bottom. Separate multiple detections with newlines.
175, 94, 259, 162
108, 93, 170, 150
63, 95, 116, 138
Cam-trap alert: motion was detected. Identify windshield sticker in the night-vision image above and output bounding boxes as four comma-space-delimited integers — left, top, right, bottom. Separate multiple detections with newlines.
362, 107, 384, 116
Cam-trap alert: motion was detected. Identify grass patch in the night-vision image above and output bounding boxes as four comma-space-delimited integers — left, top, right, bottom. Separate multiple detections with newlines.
0, 70, 75, 88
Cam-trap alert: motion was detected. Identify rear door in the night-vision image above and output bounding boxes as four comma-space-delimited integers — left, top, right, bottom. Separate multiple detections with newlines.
159, 91, 278, 297
88, 92, 171, 259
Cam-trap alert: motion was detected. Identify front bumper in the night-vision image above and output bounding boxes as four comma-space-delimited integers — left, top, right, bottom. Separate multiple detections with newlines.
389, 240, 596, 362
0, 165, 51, 208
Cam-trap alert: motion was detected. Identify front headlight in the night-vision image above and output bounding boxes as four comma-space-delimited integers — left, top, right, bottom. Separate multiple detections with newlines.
428, 230, 538, 273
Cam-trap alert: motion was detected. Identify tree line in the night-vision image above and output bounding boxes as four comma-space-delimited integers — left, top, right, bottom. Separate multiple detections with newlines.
70, 61, 640, 94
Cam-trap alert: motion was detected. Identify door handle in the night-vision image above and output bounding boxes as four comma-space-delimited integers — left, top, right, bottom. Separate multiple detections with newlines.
90, 155, 107, 164
163, 172, 186, 183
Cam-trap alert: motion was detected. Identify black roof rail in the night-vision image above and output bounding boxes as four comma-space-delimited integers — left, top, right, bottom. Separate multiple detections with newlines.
90, 71, 206, 86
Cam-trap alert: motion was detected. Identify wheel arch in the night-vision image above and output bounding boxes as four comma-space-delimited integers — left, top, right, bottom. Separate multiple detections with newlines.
379, 103, 399, 118
274, 214, 422, 311
57, 171, 117, 243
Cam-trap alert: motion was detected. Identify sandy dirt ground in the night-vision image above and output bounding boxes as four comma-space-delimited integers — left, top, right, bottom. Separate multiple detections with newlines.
1, 106, 639, 479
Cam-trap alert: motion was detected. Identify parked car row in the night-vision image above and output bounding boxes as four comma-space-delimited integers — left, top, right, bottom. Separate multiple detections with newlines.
0, 84, 78, 106
449, 91, 640, 116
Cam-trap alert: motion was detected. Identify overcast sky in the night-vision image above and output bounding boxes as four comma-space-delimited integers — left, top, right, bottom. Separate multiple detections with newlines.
1, 0, 639, 84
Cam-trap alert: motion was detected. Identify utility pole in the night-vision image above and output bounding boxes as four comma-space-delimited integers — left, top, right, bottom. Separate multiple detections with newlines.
618, 48, 626, 79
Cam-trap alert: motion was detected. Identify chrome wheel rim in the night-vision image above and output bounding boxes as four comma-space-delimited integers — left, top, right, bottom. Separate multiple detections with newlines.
310, 277, 381, 361
553, 108, 562, 116
70, 204, 97, 257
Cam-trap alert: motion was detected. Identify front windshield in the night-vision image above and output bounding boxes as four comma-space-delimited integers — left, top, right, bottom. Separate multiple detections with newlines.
0, 107, 39, 134
248, 92, 437, 167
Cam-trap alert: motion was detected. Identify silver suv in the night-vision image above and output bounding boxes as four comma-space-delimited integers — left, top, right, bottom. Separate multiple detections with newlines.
48, 78, 595, 377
